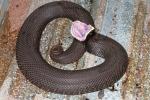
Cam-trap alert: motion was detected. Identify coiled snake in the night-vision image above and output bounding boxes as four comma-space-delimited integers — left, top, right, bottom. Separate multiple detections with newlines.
16, 1, 128, 95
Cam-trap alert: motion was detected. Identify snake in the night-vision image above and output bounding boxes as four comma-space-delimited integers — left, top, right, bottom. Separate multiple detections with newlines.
16, 1, 128, 95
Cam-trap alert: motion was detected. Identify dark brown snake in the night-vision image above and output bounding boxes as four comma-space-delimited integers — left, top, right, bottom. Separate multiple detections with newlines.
16, 1, 128, 95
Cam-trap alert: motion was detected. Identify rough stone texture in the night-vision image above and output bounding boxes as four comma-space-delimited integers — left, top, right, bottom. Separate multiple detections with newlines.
122, 1, 150, 100
0, 0, 150, 100
0, 0, 30, 87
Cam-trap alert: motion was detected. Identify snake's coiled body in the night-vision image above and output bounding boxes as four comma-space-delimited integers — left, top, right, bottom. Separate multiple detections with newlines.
16, 1, 128, 95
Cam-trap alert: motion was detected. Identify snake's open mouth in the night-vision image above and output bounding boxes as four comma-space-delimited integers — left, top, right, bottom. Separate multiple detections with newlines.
71, 20, 94, 41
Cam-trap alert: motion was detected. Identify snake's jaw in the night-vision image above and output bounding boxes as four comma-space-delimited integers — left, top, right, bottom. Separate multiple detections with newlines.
71, 20, 94, 41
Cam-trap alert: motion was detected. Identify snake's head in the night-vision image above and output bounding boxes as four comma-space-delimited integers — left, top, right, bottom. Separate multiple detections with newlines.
71, 21, 94, 41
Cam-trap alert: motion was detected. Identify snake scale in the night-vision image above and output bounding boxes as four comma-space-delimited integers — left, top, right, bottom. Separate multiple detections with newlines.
16, 1, 128, 95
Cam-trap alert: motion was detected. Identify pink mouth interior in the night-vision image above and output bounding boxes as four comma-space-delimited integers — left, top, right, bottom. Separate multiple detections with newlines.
71, 21, 94, 41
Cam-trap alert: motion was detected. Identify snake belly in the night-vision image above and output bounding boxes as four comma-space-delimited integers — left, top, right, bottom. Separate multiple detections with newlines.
16, 1, 128, 95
